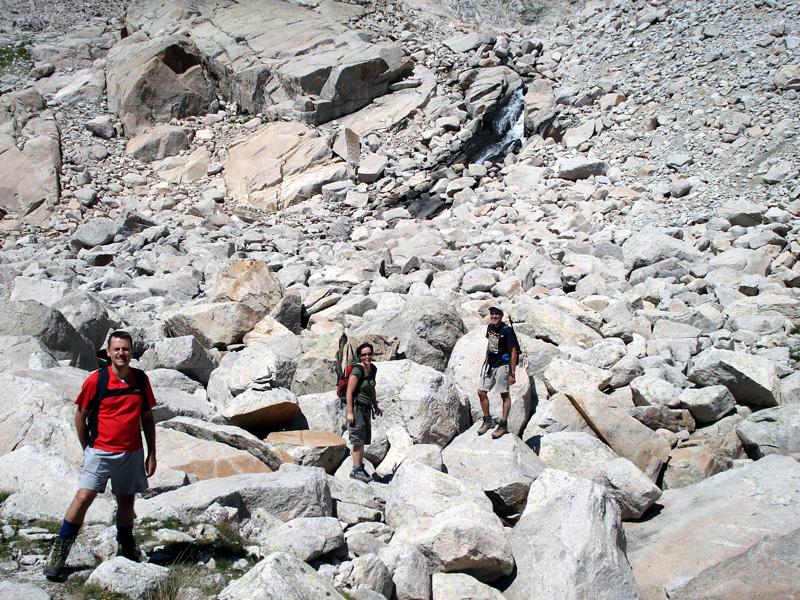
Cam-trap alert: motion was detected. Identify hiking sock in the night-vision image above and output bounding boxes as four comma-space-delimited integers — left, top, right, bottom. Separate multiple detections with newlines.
58, 519, 81, 541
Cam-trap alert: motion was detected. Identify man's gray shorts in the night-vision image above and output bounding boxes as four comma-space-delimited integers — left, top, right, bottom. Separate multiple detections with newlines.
478, 364, 510, 394
79, 447, 148, 496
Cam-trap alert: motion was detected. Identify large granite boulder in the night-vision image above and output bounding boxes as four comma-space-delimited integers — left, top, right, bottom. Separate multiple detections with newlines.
688, 348, 782, 407
539, 431, 661, 519
224, 121, 348, 213
505, 469, 638, 600
386, 460, 513, 582
667, 528, 800, 600
625, 455, 800, 598
157, 427, 272, 480
106, 32, 215, 135
218, 552, 346, 600
0, 300, 95, 369
374, 359, 469, 447
736, 403, 800, 459
138, 464, 332, 523
350, 295, 465, 372
442, 422, 544, 516
211, 259, 285, 319
254, 516, 345, 562
0, 114, 60, 225
0, 445, 114, 523
163, 302, 260, 349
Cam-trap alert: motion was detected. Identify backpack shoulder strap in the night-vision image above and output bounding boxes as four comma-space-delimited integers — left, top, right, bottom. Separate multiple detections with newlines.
90, 367, 110, 410
130, 367, 151, 411
85, 367, 109, 447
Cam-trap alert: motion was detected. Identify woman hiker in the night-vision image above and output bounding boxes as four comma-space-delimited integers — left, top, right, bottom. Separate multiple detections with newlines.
346, 342, 382, 482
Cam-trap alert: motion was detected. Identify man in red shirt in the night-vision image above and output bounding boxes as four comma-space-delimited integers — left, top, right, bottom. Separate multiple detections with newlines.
44, 330, 157, 580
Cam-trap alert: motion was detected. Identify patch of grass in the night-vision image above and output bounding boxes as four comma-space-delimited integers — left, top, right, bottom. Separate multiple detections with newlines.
146, 560, 232, 600
0, 46, 31, 69
64, 577, 130, 600
0, 489, 11, 504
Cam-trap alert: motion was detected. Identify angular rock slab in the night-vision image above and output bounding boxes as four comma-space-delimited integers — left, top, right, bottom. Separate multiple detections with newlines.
391, 503, 514, 583
736, 403, 800, 459
222, 388, 300, 436
374, 359, 469, 447
157, 427, 272, 480
218, 552, 346, 600
442, 422, 544, 516
0, 300, 94, 369
158, 416, 283, 470
349, 296, 465, 372
564, 388, 671, 481
138, 464, 331, 523
378, 545, 431, 600
265, 430, 347, 473
505, 469, 638, 600
688, 348, 782, 407
625, 455, 800, 597
224, 121, 337, 212
106, 33, 214, 134
85, 557, 170, 600
386, 461, 512, 582
211, 258, 285, 319
668, 528, 800, 600
164, 302, 259, 349
446, 328, 532, 436
539, 431, 661, 520
431, 573, 505, 599
255, 516, 344, 562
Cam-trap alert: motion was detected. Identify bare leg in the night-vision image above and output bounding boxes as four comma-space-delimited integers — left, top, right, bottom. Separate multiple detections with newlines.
64, 489, 98, 526
478, 389, 490, 417
500, 392, 511, 422
352, 443, 365, 468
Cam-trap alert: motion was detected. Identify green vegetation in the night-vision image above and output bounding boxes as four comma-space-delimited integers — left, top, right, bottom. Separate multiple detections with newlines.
64, 577, 130, 600
0, 489, 11, 504
0, 46, 31, 69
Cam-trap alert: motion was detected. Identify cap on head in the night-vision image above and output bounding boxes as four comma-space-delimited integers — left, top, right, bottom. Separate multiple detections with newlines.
488, 306, 503, 316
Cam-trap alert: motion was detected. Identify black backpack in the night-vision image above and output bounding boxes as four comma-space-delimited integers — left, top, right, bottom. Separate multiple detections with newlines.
85, 353, 150, 447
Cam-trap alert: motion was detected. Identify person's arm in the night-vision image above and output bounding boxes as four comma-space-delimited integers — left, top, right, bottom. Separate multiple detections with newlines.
346, 373, 359, 425
509, 346, 518, 386
141, 410, 157, 477
75, 407, 90, 450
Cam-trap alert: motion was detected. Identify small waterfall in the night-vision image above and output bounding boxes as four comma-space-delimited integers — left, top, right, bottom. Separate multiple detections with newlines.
462, 87, 526, 165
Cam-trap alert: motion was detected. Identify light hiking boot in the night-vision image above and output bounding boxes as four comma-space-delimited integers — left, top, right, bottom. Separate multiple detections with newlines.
477, 417, 494, 435
44, 536, 74, 579
350, 466, 371, 483
491, 420, 508, 439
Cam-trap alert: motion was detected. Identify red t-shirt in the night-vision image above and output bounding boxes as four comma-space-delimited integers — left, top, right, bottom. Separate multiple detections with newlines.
74, 368, 157, 452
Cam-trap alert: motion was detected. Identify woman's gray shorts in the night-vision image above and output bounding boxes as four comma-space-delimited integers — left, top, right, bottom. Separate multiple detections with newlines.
478, 364, 510, 394
348, 402, 372, 446
78, 447, 149, 496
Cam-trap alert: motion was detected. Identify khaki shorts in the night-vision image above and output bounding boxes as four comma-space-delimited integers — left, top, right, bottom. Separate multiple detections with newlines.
479, 364, 510, 394
79, 447, 148, 496
348, 401, 372, 446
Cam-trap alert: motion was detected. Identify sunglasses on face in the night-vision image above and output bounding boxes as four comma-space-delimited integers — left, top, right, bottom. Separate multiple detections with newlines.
361, 352, 374, 357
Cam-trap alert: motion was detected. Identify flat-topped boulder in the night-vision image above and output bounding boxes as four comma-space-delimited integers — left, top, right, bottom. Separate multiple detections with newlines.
625, 455, 800, 597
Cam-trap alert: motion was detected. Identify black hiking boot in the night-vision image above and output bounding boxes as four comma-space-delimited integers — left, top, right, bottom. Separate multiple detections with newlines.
492, 420, 508, 439
477, 416, 494, 435
116, 541, 142, 562
44, 536, 74, 580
